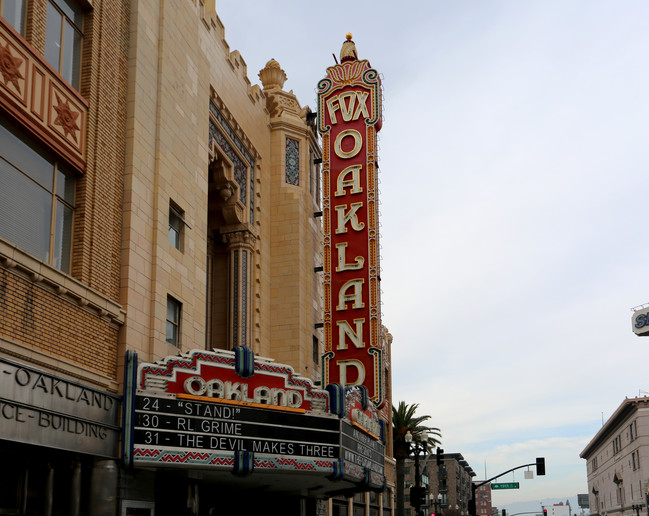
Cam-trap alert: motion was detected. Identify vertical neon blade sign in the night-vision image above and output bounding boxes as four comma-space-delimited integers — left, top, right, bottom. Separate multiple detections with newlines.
318, 35, 383, 406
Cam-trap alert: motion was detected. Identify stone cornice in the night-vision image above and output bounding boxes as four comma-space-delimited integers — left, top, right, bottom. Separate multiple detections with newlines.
0, 238, 125, 327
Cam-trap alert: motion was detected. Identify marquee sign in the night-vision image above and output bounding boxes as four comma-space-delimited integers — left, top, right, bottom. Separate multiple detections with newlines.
137, 347, 329, 412
133, 393, 340, 461
124, 348, 385, 491
318, 34, 384, 406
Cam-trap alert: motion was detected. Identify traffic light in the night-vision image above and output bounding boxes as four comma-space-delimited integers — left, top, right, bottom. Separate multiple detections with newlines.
437, 448, 444, 465
543, 509, 548, 516
536, 457, 546, 476
410, 486, 427, 508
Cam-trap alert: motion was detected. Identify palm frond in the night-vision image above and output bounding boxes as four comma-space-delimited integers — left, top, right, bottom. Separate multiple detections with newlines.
392, 401, 442, 449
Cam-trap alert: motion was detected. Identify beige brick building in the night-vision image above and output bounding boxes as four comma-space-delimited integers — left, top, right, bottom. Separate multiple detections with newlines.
0, 1, 392, 515
581, 397, 649, 516
121, 1, 324, 374
0, 0, 128, 514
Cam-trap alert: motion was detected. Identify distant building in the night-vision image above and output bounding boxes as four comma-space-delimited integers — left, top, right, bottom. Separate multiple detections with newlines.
403, 452, 476, 516
544, 502, 572, 516
580, 397, 649, 516
474, 481, 494, 516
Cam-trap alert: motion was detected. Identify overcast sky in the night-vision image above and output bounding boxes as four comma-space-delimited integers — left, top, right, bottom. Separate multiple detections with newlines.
216, 1, 649, 507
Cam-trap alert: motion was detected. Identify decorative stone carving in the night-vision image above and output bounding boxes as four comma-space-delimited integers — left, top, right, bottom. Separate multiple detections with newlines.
258, 59, 286, 90
0, 41, 24, 92
0, 17, 87, 172
209, 142, 244, 225
53, 92, 80, 139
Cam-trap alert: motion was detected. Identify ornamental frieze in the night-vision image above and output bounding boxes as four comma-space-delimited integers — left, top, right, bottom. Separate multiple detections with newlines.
0, 18, 87, 173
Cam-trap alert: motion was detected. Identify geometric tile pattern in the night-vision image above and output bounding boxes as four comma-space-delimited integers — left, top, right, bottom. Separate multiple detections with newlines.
285, 137, 299, 185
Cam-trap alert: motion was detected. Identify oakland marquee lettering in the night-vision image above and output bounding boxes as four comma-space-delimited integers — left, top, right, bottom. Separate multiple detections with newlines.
183, 376, 304, 408
318, 47, 384, 405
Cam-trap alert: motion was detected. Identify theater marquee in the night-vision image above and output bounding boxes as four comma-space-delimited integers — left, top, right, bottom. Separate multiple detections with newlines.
318, 34, 384, 406
122, 348, 385, 493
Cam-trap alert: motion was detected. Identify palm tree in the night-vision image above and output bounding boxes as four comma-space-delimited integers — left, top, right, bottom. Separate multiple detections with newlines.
392, 401, 442, 516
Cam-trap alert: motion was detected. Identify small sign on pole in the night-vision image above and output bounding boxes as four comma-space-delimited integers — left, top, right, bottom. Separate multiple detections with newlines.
491, 483, 520, 490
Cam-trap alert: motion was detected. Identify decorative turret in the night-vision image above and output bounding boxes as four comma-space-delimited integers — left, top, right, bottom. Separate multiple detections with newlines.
340, 33, 357, 62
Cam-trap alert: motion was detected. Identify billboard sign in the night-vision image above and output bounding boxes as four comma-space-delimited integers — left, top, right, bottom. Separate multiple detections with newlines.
632, 306, 649, 336
318, 35, 384, 406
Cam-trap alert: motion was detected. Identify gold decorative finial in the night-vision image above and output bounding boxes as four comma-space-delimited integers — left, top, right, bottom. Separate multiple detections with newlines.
340, 34, 357, 63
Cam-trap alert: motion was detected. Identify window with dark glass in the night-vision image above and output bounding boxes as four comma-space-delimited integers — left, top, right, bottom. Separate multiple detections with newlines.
166, 296, 181, 346
169, 203, 184, 251
312, 335, 319, 363
1, 0, 26, 35
0, 119, 75, 272
45, 0, 83, 89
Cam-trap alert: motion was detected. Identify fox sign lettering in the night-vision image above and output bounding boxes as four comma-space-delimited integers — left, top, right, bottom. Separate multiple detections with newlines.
318, 35, 384, 406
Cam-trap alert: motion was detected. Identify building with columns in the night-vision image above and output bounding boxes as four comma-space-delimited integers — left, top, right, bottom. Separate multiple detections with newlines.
0, 1, 392, 515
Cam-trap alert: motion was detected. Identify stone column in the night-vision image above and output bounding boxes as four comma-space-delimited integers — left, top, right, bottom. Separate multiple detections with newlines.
88, 459, 118, 516
69, 461, 82, 516
43, 463, 54, 516
224, 230, 256, 348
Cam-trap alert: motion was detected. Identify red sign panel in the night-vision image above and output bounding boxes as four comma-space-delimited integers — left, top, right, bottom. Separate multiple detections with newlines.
318, 52, 383, 406
138, 349, 330, 413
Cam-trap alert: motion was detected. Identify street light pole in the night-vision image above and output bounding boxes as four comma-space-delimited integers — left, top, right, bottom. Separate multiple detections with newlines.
405, 430, 429, 516
469, 459, 546, 516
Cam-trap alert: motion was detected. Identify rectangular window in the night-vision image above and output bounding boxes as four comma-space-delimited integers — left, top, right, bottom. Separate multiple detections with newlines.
0, 119, 75, 272
166, 296, 181, 346
312, 336, 319, 363
1, 0, 26, 35
45, 0, 83, 89
630, 420, 637, 441
169, 203, 184, 251
285, 138, 299, 185
613, 435, 621, 455
309, 150, 314, 194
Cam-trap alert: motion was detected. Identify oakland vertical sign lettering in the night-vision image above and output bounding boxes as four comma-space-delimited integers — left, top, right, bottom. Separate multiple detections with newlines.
318, 35, 384, 406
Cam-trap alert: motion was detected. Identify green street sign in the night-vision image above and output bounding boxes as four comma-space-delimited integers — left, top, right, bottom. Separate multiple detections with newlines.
491, 482, 520, 490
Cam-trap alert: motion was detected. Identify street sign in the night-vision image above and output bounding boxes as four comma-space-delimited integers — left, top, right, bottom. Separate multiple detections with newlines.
491, 482, 520, 490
